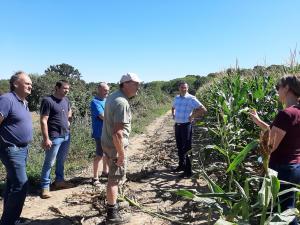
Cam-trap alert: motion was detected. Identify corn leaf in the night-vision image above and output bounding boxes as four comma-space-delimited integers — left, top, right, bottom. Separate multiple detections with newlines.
227, 140, 259, 173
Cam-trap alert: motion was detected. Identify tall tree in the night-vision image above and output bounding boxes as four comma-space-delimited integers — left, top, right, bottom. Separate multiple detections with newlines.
45, 63, 81, 80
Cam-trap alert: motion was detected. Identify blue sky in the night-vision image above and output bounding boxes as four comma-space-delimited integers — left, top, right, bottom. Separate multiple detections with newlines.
0, 0, 299, 83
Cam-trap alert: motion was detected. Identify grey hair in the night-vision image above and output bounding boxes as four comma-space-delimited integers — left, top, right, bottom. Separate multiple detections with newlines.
10, 71, 25, 91
98, 82, 108, 88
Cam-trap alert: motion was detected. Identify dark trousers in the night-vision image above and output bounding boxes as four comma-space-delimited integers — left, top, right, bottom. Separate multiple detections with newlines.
175, 123, 192, 175
271, 164, 300, 225
0, 145, 28, 225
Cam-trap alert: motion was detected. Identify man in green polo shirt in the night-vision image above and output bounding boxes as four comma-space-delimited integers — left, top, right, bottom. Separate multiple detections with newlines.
101, 72, 141, 224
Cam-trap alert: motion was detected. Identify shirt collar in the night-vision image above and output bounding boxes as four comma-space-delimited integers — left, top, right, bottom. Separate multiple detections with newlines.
95, 96, 105, 101
12, 91, 27, 104
179, 93, 189, 98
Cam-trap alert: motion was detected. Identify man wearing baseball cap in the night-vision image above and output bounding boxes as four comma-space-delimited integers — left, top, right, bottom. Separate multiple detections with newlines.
101, 72, 141, 224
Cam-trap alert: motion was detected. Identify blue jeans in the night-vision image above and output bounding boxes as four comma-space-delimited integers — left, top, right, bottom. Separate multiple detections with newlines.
271, 164, 300, 225
40, 134, 70, 189
0, 145, 28, 225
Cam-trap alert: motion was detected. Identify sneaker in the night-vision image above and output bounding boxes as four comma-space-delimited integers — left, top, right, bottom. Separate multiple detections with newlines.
15, 217, 32, 225
106, 205, 130, 224
52, 180, 74, 189
40, 188, 51, 199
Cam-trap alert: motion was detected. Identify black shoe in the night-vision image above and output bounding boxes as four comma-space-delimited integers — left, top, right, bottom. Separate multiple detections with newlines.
106, 205, 129, 224
101, 172, 109, 178
178, 172, 193, 179
15, 217, 32, 225
172, 166, 184, 172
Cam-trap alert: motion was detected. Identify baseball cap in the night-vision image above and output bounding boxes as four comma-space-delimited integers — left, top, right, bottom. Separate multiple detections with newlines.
120, 72, 142, 84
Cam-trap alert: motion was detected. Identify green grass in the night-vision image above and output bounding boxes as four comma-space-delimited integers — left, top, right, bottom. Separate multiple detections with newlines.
131, 104, 171, 134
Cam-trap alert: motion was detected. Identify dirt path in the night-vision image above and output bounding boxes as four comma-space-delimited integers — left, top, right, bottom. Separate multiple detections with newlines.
1, 112, 209, 225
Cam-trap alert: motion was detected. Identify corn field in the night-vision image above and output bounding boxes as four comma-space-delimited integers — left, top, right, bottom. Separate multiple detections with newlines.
173, 67, 300, 225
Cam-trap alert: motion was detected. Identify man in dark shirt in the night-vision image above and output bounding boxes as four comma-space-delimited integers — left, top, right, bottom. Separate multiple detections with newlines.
0, 71, 33, 225
40, 80, 73, 199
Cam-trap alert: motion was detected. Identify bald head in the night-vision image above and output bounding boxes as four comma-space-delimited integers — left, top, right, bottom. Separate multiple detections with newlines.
97, 82, 110, 99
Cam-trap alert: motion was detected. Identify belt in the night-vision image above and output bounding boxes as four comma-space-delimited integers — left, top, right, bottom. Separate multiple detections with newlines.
0, 140, 27, 148
16, 143, 28, 148
175, 122, 191, 126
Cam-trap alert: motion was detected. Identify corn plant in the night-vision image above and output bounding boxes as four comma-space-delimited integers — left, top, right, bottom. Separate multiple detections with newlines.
197, 72, 280, 190
186, 69, 300, 223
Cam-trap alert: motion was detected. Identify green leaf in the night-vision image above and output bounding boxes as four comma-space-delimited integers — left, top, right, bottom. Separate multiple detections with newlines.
206, 145, 228, 157
174, 189, 195, 200
202, 170, 225, 193
270, 175, 280, 201
226, 140, 259, 173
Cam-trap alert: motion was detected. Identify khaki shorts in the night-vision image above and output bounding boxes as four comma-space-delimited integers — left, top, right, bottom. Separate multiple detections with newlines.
102, 146, 127, 183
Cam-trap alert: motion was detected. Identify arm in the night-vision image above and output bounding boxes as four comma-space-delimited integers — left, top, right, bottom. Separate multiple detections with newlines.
249, 109, 270, 131
68, 108, 72, 126
0, 97, 11, 126
112, 122, 125, 166
269, 126, 286, 152
189, 105, 207, 121
97, 112, 104, 120
171, 107, 175, 120
91, 100, 104, 120
0, 114, 4, 126
40, 115, 52, 150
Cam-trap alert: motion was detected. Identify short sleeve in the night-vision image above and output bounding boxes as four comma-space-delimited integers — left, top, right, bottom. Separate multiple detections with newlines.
0, 95, 12, 118
113, 102, 130, 124
191, 97, 203, 109
172, 97, 176, 108
91, 100, 104, 118
272, 110, 291, 132
40, 98, 51, 116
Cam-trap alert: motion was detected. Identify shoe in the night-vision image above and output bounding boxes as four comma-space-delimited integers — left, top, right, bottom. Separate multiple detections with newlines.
106, 205, 130, 224
101, 172, 109, 178
172, 166, 184, 172
179, 172, 193, 179
52, 180, 74, 189
40, 188, 51, 199
92, 178, 101, 186
15, 217, 32, 225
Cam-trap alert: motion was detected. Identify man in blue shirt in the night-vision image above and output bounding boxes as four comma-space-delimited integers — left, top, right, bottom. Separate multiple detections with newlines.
90, 82, 110, 185
172, 81, 207, 178
0, 71, 33, 225
40, 80, 73, 199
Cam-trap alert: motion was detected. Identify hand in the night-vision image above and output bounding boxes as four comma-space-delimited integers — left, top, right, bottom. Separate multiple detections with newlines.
188, 115, 194, 122
42, 139, 52, 150
116, 153, 125, 167
249, 109, 261, 124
